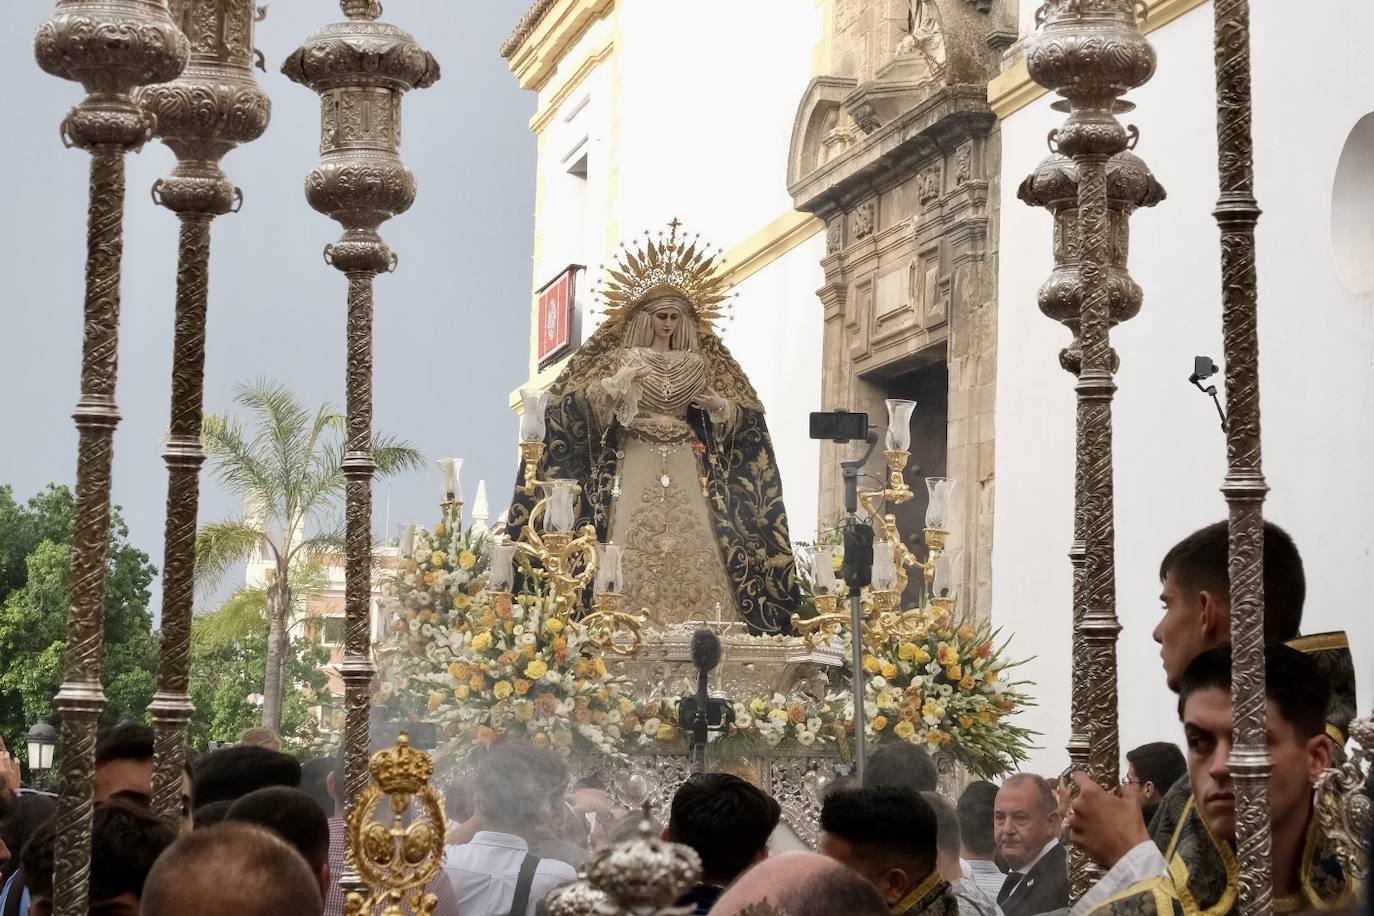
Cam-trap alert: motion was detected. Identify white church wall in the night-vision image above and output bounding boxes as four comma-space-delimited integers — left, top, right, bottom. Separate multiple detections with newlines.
994, 1, 1374, 775
727, 235, 828, 546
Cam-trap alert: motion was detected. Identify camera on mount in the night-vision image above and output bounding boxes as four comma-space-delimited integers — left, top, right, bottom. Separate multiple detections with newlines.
809, 409, 869, 444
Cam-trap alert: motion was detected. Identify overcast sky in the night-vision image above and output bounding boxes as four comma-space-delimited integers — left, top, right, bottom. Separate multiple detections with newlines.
1, 1, 536, 616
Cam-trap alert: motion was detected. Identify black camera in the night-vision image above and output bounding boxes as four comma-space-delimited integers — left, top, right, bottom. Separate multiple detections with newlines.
841, 524, 875, 589
677, 696, 735, 730
809, 409, 869, 443
1191, 356, 1218, 382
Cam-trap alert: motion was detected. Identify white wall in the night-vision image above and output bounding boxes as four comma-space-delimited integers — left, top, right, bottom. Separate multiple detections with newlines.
994, 1, 1374, 775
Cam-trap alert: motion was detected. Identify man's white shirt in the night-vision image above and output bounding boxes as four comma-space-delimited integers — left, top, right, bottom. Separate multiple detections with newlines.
444, 831, 578, 916
1068, 841, 1169, 916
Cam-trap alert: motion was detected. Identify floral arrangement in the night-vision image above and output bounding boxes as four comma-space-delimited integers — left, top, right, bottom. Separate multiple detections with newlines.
632, 691, 846, 756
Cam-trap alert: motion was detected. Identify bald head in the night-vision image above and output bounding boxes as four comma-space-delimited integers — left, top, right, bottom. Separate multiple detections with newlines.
712, 851, 890, 916
142, 822, 323, 916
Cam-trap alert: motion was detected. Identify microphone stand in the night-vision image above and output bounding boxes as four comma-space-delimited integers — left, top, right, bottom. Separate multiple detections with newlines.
693, 663, 709, 775
842, 430, 879, 784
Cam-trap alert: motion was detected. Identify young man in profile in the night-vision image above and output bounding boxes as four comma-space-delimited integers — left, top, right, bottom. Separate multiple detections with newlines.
1069, 645, 1356, 916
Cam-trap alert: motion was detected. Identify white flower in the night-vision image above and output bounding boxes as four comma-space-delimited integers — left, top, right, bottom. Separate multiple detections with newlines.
642, 717, 662, 735
763, 731, 783, 747
517, 633, 536, 647
513, 624, 525, 636
939, 684, 953, 697
870, 676, 887, 690
796, 730, 816, 746
606, 725, 621, 740
806, 717, 822, 733
543, 670, 562, 685
736, 712, 754, 730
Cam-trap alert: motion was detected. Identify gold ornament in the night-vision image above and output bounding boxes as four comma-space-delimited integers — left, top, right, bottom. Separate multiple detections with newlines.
344, 734, 447, 916
594, 219, 733, 335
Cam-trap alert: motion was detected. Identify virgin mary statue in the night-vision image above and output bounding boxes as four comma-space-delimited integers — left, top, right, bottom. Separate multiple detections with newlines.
508, 221, 800, 634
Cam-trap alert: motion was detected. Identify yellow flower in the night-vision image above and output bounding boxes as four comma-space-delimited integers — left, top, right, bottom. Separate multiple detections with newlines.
876, 689, 896, 710
545, 617, 565, 634
525, 659, 549, 679
590, 657, 607, 678
922, 698, 944, 720
959, 715, 975, 729
894, 720, 917, 740
913, 647, 931, 664
750, 698, 767, 715
959, 624, 978, 641
898, 643, 920, 661
531, 733, 550, 749
471, 631, 493, 651
493, 680, 513, 699
514, 678, 532, 696
552, 729, 573, 748
427, 691, 444, 711
831, 554, 843, 572
447, 661, 468, 679
453, 594, 472, 610
454, 685, 470, 701
480, 612, 498, 629
656, 723, 677, 742
430, 551, 447, 567
468, 673, 486, 692
459, 550, 477, 569
768, 709, 788, 722
978, 708, 995, 724
960, 675, 977, 692
423, 572, 436, 587
619, 697, 636, 714
936, 642, 959, 667
514, 701, 534, 721
434, 523, 447, 538
575, 696, 591, 710
863, 656, 882, 675
873, 715, 889, 731
881, 663, 898, 680
986, 669, 1000, 684
947, 665, 963, 681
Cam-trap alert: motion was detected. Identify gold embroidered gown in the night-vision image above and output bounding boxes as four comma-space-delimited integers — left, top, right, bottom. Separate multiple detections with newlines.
589, 347, 738, 627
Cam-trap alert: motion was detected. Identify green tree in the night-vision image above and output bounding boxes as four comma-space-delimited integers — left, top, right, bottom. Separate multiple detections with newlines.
195, 379, 422, 732
0, 485, 160, 761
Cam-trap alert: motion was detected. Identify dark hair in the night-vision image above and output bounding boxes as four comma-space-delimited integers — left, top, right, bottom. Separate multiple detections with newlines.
1177, 644, 1330, 740
142, 822, 323, 916
781, 863, 892, 916
921, 791, 961, 859
956, 781, 997, 857
1126, 743, 1187, 795
1000, 773, 1057, 813
1, 792, 57, 882
24, 800, 176, 902
299, 757, 337, 818
864, 743, 938, 793
193, 799, 235, 829
668, 773, 781, 883
95, 722, 154, 766
193, 745, 301, 807
820, 787, 937, 877
443, 776, 476, 824
226, 787, 330, 874
474, 744, 546, 830
1159, 521, 1305, 642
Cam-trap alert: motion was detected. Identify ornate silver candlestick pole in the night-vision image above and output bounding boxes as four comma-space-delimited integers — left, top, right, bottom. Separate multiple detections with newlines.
282, 0, 438, 892
1212, 2, 1272, 913
139, 0, 270, 827
33, 3, 187, 913
1024, 0, 1156, 900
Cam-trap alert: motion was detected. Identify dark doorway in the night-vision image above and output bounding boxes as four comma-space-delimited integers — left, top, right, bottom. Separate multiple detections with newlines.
884, 360, 948, 607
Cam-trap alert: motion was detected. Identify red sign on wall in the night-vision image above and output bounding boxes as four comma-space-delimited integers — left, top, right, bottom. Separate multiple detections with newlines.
536, 264, 583, 367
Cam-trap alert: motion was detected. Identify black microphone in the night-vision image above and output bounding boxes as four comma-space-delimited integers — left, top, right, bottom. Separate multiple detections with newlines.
690, 629, 721, 774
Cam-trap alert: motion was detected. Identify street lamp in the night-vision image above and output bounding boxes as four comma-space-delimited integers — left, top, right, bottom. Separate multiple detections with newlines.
26, 717, 58, 773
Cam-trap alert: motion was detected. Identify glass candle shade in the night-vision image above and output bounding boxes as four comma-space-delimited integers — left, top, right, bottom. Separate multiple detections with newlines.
489, 543, 516, 592
595, 543, 625, 594
541, 479, 578, 533
398, 524, 416, 558
812, 545, 838, 595
933, 548, 963, 598
925, 477, 958, 529
519, 388, 551, 442
437, 457, 463, 503
871, 542, 898, 591
885, 399, 918, 451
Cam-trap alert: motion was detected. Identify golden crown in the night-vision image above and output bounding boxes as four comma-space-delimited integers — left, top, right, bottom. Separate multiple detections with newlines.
594, 219, 735, 332
368, 733, 434, 796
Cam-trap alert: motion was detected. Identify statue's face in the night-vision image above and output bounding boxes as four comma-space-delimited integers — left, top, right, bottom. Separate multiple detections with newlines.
647, 299, 685, 346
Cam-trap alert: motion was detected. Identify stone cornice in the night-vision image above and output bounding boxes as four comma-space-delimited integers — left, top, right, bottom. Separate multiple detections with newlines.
988, 0, 1208, 118
503, 0, 614, 92
789, 85, 996, 218
528, 35, 614, 133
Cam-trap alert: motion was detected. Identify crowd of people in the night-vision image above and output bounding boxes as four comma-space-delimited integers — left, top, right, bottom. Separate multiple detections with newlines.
0, 519, 1366, 916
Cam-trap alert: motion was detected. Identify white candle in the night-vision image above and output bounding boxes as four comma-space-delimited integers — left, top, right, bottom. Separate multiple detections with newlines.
437, 458, 463, 503
595, 543, 624, 593
871, 542, 898, 591
519, 388, 551, 442
813, 545, 838, 595
885, 399, 917, 451
489, 543, 516, 592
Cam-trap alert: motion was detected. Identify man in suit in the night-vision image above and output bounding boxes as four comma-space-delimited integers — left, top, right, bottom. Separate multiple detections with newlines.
993, 775, 1066, 916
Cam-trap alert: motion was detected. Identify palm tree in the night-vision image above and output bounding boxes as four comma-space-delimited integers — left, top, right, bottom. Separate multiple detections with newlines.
195, 379, 423, 733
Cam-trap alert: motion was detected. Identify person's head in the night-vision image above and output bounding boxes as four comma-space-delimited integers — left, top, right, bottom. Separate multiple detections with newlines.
711, 850, 891, 916
23, 799, 177, 916
474, 744, 546, 833
863, 743, 938, 793
1124, 742, 1187, 820
818, 786, 938, 908
93, 723, 194, 834
193, 745, 300, 807
226, 787, 331, 898
921, 791, 963, 881
192, 799, 234, 829
957, 780, 997, 860
1177, 644, 1331, 845
238, 727, 282, 752
1, 790, 56, 880
1154, 521, 1304, 690
649, 299, 683, 347
443, 775, 476, 827
142, 822, 323, 916
523, 743, 572, 818
994, 774, 1060, 871
299, 756, 337, 818
626, 295, 698, 351
667, 772, 781, 886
